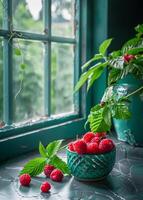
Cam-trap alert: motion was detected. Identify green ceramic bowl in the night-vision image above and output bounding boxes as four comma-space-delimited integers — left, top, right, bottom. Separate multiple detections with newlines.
66, 148, 116, 181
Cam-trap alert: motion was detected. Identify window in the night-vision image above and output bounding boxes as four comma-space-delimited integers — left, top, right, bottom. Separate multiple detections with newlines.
0, 0, 81, 132
0, 0, 96, 161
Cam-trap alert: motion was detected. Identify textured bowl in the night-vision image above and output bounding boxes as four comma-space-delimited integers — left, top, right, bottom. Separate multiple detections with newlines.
66, 148, 116, 181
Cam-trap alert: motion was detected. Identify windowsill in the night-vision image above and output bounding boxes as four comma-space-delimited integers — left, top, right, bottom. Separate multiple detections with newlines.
0, 117, 86, 162
0, 137, 143, 199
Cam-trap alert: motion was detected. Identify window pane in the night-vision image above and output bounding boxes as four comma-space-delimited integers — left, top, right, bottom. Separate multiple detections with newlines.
51, 0, 75, 38
0, 38, 3, 122
51, 43, 74, 115
13, 0, 43, 33
13, 40, 44, 123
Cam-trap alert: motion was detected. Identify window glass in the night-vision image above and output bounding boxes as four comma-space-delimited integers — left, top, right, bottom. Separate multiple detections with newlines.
0, 0, 79, 128
51, 43, 74, 115
0, 38, 3, 122
13, 0, 43, 33
51, 0, 75, 38
13, 39, 44, 123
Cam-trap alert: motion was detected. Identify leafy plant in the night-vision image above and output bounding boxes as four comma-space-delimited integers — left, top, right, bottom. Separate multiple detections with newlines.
75, 24, 143, 132
19, 140, 70, 177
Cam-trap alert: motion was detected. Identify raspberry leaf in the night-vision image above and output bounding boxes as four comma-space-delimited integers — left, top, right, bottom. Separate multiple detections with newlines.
112, 102, 131, 119
49, 155, 71, 175
39, 142, 48, 158
103, 106, 112, 127
87, 105, 111, 132
19, 157, 47, 177
46, 140, 63, 158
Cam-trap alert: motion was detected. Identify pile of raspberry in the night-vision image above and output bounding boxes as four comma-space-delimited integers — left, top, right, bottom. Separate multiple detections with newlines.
68, 132, 115, 154
19, 165, 63, 193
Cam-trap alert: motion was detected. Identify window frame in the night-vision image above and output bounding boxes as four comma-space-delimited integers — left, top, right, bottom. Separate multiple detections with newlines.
0, 0, 93, 161
0, 0, 83, 135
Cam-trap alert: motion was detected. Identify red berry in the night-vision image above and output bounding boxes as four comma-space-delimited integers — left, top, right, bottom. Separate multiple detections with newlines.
19, 174, 31, 186
82, 132, 95, 143
123, 54, 135, 63
99, 139, 115, 153
50, 169, 64, 182
73, 139, 87, 154
123, 54, 129, 62
44, 164, 55, 177
95, 132, 106, 139
40, 181, 51, 193
68, 142, 74, 151
91, 136, 101, 144
86, 142, 99, 154
128, 55, 135, 60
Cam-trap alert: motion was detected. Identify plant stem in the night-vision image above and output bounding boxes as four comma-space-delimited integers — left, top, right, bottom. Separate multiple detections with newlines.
125, 86, 143, 98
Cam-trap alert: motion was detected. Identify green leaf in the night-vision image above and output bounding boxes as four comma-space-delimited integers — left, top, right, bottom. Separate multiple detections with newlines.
110, 50, 121, 58
122, 36, 143, 54
75, 62, 107, 92
109, 57, 124, 69
112, 103, 131, 120
39, 142, 48, 158
74, 68, 96, 93
20, 63, 26, 70
49, 155, 71, 175
82, 54, 103, 71
88, 105, 111, 132
122, 37, 140, 54
103, 106, 112, 127
19, 157, 47, 177
108, 68, 123, 85
14, 48, 21, 56
135, 24, 143, 38
99, 38, 113, 55
87, 62, 107, 91
124, 63, 143, 80
135, 24, 143, 33
46, 140, 63, 158
101, 86, 113, 102
126, 47, 143, 55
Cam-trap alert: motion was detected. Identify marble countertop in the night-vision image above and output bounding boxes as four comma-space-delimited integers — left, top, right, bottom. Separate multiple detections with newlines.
0, 138, 143, 200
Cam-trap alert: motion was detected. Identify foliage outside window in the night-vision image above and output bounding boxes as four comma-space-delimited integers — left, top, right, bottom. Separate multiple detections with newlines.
0, 0, 80, 130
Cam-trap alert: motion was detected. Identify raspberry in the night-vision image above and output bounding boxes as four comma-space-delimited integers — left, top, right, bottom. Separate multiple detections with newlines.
50, 169, 64, 182
91, 136, 101, 144
19, 174, 31, 186
99, 139, 115, 153
44, 164, 55, 177
73, 139, 87, 154
82, 132, 95, 143
40, 181, 51, 193
95, 132, 106, 139
123, 54, 135, 63
86, 142, 99, 154
68, 142, 74, 151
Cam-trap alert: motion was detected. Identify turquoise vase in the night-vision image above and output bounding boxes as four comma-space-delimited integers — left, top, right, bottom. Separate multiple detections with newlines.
113, 75, 143, 146
66, 148, 116, 181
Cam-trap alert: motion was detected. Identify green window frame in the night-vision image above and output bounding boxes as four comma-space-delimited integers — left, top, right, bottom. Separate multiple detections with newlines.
0, 0, 93, 161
